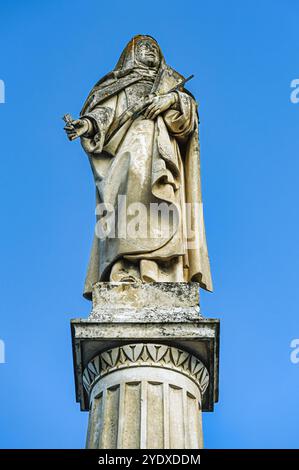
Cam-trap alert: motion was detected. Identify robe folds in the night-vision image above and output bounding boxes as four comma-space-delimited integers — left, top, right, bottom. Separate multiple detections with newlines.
79, 36, 212, 299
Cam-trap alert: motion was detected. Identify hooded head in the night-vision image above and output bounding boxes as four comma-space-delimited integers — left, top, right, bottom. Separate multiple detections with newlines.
81, 35, 187, 116
114, 35, 164, 72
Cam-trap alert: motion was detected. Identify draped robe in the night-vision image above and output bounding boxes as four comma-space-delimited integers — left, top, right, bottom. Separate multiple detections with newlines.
79, 36, 212, 299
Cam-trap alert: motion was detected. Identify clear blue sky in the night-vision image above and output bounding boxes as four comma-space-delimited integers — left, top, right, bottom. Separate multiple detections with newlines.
0, 0, 298, 449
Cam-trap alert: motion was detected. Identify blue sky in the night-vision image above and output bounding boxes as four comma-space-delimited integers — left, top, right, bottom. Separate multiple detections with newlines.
0, 0, 298, 448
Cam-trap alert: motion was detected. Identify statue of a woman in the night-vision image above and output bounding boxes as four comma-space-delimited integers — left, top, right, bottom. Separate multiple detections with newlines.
64, 35, 212, 299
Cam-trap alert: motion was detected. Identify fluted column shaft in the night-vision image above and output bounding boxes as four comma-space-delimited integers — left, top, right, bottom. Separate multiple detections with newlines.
84, 343, 209, 449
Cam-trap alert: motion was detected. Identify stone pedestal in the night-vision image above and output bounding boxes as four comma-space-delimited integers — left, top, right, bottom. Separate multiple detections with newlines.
71, 282, 219, 449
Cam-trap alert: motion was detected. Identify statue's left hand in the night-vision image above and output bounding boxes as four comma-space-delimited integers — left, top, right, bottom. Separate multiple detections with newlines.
143, 93, 176, 120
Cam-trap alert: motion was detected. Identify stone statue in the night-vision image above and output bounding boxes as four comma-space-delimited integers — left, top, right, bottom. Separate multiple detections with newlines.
64, 34, 212, 299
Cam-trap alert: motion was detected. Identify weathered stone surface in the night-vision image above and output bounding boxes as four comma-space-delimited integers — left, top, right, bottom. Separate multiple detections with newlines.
92, 282, 199, 308
89, 282, 202, 322
71, 318, 219, 413
71, 283, 220, 449
71, 282, 219, 414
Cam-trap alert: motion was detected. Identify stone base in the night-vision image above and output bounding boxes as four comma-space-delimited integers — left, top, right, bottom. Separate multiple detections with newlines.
71, 282, 220, 449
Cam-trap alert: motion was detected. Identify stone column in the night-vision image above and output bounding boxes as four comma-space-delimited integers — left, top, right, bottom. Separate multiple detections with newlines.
71, 283, 219, 450
84, 343, 209, 449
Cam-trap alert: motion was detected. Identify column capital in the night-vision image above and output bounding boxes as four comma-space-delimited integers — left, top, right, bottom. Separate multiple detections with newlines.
83, 343, 210, 400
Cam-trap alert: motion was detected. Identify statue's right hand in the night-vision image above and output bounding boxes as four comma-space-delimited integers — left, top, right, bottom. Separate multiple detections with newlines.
64, 118, 90, 141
